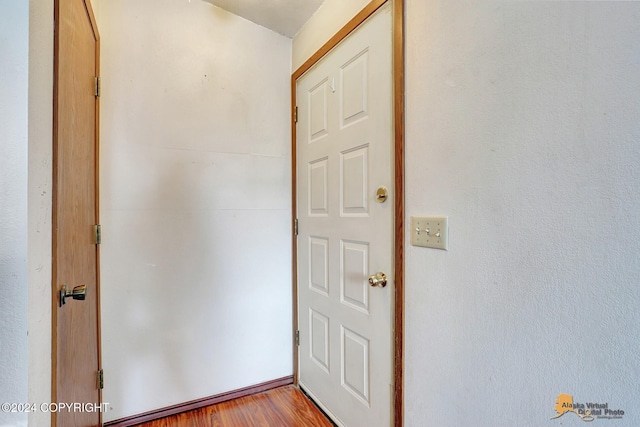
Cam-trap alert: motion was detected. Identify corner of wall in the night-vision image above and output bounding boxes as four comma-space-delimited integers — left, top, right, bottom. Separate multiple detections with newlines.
28, 0, 54, 426
292, 0, 372, 71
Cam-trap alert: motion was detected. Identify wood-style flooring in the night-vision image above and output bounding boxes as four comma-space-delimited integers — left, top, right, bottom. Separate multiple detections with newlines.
136, 385, 334, 427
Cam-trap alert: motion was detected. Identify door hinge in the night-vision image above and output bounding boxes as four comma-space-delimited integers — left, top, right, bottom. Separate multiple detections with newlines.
295, 330, 300, 346
294, 218, 299, 236
294, 106, 298, 123
97, 369, 104, 389
94, 76, 101, 97
95, 224, 102, 245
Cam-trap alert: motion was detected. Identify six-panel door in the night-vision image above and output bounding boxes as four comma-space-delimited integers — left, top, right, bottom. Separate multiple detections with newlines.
297, 4, 393, 426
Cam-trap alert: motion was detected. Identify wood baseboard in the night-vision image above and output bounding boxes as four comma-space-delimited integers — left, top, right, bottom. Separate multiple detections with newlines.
103, 375, 294, 427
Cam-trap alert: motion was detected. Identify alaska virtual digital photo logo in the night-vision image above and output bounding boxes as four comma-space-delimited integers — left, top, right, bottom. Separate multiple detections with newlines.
551, 394, 625, 422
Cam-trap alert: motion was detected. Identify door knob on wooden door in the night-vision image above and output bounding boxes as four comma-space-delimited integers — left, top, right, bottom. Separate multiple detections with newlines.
368, 272, 387, 288
60, 284, 87, 307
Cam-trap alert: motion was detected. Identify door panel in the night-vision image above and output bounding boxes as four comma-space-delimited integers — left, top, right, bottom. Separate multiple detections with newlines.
341, 240, 369, 313
341, 146, 368, 215
53, 0, 101, 426
340, 50, 368, 126
297, 4, 393, 426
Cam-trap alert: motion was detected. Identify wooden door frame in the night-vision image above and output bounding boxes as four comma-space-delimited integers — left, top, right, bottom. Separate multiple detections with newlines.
291, 0, 405, 425
51, 0, 102, 424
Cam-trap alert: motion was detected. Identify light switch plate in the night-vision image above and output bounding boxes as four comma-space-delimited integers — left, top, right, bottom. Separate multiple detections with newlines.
411, 216, 448, 250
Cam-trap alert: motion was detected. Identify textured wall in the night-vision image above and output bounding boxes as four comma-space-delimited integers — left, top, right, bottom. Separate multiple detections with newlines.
99, 0, 292, 421
404, 1, 640, 425
0, 1, 28, 427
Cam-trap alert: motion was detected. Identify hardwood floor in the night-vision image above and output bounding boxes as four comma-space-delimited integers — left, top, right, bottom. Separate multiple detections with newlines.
135, 385, 334, 427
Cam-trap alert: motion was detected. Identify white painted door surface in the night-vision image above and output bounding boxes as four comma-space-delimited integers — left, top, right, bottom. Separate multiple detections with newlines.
296, 4, 393, 426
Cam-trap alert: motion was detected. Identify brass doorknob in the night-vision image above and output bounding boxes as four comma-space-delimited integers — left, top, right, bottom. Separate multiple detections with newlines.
376, 187, 388, 203
368, 272, 387, 288
60, 284, 87, 307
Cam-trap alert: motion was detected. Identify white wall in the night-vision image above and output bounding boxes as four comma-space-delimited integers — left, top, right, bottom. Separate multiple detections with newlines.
294, 1, 640, 426
27, 0, 54, 425
0, 2, 29, 426
99, 0, 292, 422
405, 2, 640, 425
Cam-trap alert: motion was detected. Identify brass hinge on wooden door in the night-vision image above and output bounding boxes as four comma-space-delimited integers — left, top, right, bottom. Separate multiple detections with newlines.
97, 369, 104, 389
94, 76, 101, 97
95, 224, 102, 245
294, 106, 298, 123
294, 219, 299, 236
295, 330, 300, 346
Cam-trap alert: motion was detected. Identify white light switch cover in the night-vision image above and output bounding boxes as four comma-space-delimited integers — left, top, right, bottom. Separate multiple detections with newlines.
411, 216, 448, 250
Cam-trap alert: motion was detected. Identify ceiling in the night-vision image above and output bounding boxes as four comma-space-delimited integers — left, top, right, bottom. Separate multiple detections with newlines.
202, 0, 325, 38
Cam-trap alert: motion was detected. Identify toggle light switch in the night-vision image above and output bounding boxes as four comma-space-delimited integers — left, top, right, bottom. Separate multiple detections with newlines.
411, 216, 448, 250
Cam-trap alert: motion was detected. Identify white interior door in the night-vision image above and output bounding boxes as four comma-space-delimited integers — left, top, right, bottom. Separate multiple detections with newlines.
296, 4, 393, 426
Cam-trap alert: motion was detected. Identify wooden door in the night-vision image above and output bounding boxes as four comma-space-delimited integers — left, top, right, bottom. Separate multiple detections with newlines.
52, 0, 101, 426
296, 4, 393, 426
